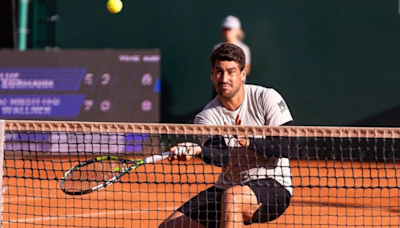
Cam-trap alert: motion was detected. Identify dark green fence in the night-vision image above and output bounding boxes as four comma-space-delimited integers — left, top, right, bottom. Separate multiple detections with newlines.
29, 0, 400, 126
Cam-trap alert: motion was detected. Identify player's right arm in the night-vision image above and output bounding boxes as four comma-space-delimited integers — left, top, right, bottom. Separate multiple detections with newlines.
169, 113, 230, 166
198, 136, 230, 167
169, 137, 230, 167
195, 113, 231, 166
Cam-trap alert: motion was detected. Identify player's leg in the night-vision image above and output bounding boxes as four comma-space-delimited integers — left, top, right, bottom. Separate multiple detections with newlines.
159, 185, 224, 228
219, 185, 260, 228
247, 179, 291, 224
219, 179, 292, 228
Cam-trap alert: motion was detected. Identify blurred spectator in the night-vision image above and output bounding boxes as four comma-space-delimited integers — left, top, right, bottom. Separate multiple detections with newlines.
214, 15, 251, 75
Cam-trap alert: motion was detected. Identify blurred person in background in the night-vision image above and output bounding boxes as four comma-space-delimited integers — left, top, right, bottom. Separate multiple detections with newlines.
214, 15, 251, 75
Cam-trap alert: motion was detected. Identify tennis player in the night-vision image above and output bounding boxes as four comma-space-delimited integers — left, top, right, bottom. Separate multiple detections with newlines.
159, 43, 295, 228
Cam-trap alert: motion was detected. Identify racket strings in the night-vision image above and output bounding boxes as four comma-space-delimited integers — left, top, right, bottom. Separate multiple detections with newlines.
63, 161, 124, 192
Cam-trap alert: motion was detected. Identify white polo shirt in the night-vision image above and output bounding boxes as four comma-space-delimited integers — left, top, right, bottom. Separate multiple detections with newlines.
194, 84, 293, 194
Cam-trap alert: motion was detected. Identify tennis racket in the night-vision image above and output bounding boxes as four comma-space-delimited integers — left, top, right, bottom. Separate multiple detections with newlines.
60, 151, 174, 195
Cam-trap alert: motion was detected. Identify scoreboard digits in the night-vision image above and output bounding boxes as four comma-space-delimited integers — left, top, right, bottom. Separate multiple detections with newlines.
0, 50, 160, 123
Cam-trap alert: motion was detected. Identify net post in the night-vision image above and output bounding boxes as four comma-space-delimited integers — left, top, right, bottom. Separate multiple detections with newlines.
0, 120, 5, 227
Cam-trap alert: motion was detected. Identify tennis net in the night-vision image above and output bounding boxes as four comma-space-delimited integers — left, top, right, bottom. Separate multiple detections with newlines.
0, 120, 399, 228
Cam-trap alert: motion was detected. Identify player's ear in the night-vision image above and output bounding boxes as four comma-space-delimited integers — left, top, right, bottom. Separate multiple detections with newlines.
210, 69, 214, 81
241, 70, 246, 82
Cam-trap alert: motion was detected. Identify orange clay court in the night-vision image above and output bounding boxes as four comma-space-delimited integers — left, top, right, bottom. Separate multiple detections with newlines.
2, 156, 399, 228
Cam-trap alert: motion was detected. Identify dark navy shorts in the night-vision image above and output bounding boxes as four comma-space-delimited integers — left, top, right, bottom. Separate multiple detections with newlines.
177, 178, 291, 228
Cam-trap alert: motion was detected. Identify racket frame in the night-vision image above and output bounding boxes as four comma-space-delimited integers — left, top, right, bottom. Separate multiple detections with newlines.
60, 151, 171, 195
60, 156, 142, 195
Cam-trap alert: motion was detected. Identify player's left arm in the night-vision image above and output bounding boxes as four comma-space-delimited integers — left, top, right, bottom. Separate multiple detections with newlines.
246, 121, 297, 158
239, 89, 297, 158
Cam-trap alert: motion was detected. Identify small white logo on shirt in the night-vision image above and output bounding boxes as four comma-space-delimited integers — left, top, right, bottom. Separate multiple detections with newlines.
277, 100, 288, 113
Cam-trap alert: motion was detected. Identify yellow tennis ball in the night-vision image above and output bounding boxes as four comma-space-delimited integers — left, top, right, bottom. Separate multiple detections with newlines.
107, 0, 123, 14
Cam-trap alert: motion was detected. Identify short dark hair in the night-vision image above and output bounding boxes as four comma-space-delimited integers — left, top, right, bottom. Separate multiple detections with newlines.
210, 43, 245, 71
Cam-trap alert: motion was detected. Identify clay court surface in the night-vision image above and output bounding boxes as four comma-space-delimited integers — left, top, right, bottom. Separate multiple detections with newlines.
1, 157, 399, 228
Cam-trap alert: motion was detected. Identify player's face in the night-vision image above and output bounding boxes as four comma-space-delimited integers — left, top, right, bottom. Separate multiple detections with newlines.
211, 60, 245, 99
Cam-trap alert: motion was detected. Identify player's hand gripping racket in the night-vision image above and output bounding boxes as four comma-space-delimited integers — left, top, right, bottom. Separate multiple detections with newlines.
60, 150, 183, 195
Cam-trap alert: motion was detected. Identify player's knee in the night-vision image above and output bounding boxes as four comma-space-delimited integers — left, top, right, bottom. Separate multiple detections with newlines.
223, 185, 251, 202
222, 191, 245, 212
222, 192, 242, 205
222, 185, 258, 215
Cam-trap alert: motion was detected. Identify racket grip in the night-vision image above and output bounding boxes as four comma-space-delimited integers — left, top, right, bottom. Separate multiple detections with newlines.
143, 152, 172, 164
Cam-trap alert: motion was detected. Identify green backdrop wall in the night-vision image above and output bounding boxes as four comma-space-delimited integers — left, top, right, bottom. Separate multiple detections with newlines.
53, 0, 400, 126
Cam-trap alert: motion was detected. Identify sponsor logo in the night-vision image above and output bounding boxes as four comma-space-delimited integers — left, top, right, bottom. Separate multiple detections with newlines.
141, 100, 152, 112
277, 100, 288, 113
118, 55, 141, 62
142, 55, 160, 63
141, 74, 153, 86
118, 55, 160, 63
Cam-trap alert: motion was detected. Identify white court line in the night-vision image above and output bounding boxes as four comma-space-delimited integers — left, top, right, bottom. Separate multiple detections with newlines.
4, 195, 107, 203
4, 192, 191, 203
4, 191, 125, 203
4, 195, 59, 203
2, 206, 177, 224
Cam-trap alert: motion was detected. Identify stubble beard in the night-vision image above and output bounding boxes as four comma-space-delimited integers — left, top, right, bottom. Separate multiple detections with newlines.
217, 84, 240, 100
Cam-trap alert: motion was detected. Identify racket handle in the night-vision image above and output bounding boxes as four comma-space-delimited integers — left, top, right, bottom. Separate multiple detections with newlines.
143, 151, 172, 164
